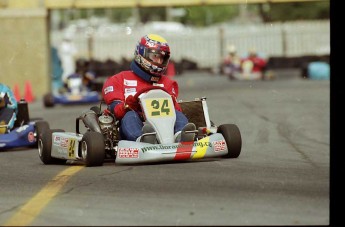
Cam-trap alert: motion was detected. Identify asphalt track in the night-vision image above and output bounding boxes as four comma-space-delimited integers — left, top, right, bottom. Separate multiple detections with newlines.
0, 71, 330, 226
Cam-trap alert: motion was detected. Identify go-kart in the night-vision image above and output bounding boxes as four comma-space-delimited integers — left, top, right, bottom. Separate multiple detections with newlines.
222, 58, 273, 80
0, 99, 48, 150
43, 77, 101, 108
37, 87, 242, 166
237, 59, 264, 80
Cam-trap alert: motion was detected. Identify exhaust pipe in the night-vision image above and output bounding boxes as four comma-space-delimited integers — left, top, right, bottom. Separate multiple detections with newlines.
80, 110, 102, 133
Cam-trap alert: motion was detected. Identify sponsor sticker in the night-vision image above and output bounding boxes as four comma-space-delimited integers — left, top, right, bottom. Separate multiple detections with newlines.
54, 136, 61, 144
28, 132, 35, 142
150, 76, 160, 82
53, 136, 69, 148
60, 138, 69, 148
213, 140, 226, 152
124, 79, 137, 86
152, 83, 164, 87
125, 88, 136, 95
16, 125, 29, 133
104, 86, 114, 94
68, 139, 76, 158
118, 148, 139, 158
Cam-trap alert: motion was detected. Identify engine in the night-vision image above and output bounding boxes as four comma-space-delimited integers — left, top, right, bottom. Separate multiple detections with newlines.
80, 109, 119, 154
98, 114, 113, 131
98, 113, 119, 153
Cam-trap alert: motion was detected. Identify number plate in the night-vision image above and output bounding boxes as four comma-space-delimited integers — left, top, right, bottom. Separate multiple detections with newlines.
144, 98, 173, 117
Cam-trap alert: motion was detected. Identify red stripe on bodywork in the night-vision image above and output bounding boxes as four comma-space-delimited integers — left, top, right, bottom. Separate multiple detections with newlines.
174, 141, 194, 160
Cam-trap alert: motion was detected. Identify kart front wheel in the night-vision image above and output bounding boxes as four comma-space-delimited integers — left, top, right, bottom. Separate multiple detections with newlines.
81, 131, 105, 167
35, 120, 50, 143
38, 129, 66, 164
217, 124, 242, 158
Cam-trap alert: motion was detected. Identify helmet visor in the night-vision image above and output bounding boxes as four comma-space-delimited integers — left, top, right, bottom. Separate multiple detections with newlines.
145, 48, 170, 67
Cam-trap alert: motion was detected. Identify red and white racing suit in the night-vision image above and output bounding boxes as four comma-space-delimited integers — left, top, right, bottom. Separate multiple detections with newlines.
102, 70, 187, 141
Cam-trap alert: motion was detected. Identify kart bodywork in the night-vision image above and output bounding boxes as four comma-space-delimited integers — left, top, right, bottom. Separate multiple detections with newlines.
0, 100, 46, 150
0, 122, 36, 150
38, 88, 242, 166
43, 77, 101, 107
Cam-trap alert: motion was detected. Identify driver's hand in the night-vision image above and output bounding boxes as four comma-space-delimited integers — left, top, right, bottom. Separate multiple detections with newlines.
125, 95, 140, 111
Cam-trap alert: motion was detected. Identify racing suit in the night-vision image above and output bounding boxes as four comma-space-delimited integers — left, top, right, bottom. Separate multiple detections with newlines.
0, 83, 18, 134
241, 55, 267, 73
102, 61, 189, 141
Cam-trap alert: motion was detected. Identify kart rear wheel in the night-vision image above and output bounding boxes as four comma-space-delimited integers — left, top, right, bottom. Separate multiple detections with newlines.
217, 124, 242, 158
81, 131, 105, 167
38, 129, 66, 164
43, 93, 55, 108
35, 120, 50, 143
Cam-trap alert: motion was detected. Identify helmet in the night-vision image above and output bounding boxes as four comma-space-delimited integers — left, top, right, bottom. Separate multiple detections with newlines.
248, 47, 257, 57
134, 34, 170, 77
227, 45, 237, 54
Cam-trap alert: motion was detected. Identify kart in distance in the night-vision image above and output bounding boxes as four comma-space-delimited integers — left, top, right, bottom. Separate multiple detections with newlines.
0, 99, 47, 150
43, 76, 100, 108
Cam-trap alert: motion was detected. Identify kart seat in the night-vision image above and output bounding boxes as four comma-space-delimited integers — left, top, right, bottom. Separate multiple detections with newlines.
14, 99, 30, 128
179, 99, 208, 129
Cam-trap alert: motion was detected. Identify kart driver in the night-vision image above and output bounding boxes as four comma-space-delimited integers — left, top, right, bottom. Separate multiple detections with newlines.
102, 34, 196, 144
240, 48, 267, 79
222, 45, 241, 79
62, 58, 96, 94
0, 83, 18, 134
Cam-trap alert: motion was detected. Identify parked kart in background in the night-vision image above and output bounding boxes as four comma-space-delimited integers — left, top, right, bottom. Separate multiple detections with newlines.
38, 87, 242, 167
0, 99, 47, 150
43, 76, 101, 108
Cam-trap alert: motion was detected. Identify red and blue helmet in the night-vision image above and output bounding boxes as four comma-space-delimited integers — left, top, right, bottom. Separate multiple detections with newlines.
134, 34, 171, 77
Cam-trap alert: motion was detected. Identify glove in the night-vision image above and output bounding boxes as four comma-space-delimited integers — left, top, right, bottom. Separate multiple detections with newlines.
125, 95, 140, 111
113, 104, 126, 120
112, 95, 140, 120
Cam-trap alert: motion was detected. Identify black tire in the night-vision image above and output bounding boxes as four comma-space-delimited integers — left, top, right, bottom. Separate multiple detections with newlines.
217, 124, 242, 158
43, 93, 55, 108
81, 131, 105, 167
38, 129, 66, 164
35, 120, 50, 143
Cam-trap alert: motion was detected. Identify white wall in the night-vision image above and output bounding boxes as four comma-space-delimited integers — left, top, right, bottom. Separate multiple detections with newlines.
51, 20, 330, 69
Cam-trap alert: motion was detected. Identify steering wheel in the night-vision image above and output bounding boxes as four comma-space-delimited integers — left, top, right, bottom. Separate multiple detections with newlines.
130, 86, 179, 115
133, 86, 170, 100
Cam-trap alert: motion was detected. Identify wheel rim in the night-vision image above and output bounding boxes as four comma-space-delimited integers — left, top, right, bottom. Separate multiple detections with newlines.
81, 141, 88, 159
38, 139, 43, 157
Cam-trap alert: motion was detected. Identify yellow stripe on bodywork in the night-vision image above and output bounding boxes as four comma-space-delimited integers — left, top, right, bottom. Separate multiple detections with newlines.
192, 137, 210, 159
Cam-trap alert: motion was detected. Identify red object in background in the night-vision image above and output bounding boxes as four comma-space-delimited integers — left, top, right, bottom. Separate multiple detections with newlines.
24, 81, 34, 103
13, 84, 21, 101
166, 61, 176, 77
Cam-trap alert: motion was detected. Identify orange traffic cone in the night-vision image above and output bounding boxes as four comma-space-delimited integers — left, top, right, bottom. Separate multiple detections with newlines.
13, 84, 21, 101
24, 81, 34, 103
